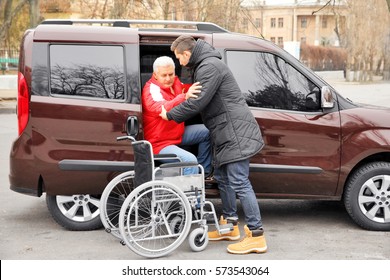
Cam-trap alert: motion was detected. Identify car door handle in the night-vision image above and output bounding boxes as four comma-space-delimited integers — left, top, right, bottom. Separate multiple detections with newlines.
126, 116, 139, 137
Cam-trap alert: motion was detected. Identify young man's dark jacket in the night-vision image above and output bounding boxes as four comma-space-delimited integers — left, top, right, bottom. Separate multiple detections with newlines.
167, 39, 264, 167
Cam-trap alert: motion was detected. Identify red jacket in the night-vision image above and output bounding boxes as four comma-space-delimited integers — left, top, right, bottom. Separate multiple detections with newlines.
142, 76, 188, 154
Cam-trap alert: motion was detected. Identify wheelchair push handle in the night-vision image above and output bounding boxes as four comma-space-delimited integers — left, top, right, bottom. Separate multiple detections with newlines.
116, 135, 136, 142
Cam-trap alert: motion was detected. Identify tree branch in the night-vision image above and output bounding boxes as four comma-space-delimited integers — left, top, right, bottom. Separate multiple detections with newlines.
312, 0, 332, 15
0, 0, 29, 43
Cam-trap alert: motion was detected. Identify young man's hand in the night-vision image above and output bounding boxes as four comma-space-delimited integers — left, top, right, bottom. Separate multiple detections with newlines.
185, 82, 202, 100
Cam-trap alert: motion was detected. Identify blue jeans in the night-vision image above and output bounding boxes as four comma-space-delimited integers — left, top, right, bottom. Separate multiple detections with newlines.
159, 124, 212, 175
214, 159, 263, 230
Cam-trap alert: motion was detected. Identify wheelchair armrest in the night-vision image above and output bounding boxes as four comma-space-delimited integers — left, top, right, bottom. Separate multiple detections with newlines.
159, 161, 199, 169
154, 154, 179, 161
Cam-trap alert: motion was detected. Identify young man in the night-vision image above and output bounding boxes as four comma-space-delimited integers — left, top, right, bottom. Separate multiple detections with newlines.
160, 36, 267, 254
142, 56, 212, 176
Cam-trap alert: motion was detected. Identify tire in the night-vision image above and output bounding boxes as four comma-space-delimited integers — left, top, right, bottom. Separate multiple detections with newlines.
46, 194, 102, 231
170, 215, 184, 234
344, 161, 390, 231
119, 181, 192, 258
189, 227, 208, 252
99, 171, 135, 239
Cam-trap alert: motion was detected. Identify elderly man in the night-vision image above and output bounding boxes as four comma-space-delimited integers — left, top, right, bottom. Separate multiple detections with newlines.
142, 56, 212, 176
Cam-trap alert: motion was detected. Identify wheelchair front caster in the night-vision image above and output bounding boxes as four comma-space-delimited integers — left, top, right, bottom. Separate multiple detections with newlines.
189, 227, 208, 252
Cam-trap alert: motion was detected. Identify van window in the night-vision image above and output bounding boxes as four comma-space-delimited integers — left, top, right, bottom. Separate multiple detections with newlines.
226, 51, 320, 112
49, 45, 125, 100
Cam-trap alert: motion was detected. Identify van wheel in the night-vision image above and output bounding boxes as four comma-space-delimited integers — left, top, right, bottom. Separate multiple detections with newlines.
46, 194, 102, 231
344, 162, 390, 231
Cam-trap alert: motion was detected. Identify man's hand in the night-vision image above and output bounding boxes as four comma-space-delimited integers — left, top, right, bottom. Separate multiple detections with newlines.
185, 82, 202, 100
160, 105, 168, 120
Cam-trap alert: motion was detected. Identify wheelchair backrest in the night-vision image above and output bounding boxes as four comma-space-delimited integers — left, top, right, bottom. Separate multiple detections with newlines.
132, 140, 154, 187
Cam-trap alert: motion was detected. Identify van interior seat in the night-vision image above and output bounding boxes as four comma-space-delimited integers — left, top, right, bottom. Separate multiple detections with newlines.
141, 72, 152, 90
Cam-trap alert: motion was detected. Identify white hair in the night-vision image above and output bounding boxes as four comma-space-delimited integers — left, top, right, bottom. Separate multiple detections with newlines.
153, 56, 175, 73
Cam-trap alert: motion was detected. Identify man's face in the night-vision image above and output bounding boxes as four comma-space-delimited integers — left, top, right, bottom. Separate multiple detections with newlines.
174, 50, 191, 66
154, 65, 175, 87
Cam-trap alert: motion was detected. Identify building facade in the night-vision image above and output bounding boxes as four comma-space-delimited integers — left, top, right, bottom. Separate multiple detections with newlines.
50, 0, 347, 49
242, 0, 347, 48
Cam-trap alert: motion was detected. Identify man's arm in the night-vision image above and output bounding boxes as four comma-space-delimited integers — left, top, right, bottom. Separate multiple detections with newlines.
142, 85, 185, 116
165, 63, 222, 123
160, 82, 202, 120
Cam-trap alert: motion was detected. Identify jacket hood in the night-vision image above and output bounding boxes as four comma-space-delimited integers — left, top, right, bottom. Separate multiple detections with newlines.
187, 39, 222, 68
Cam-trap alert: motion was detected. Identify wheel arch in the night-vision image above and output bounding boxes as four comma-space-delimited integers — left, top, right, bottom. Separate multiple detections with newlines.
340, 152, 390, 199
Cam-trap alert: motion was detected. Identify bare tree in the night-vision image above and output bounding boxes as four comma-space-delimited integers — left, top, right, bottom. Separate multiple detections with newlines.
110, 0, 131, 18
194, 0, 213, 21
0, 0, 29, 45
29, 0, 40, 27
156, 0, 172, 20
72, 0, 243, 31
341, 0, 390, 82
192, 0, 242, 30
383, 1, 390, 80
76, 0, 110, 18
309, 0, 389, 81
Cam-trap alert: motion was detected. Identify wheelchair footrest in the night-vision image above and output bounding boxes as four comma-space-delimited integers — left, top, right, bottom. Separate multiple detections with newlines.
219, 223, 234, 234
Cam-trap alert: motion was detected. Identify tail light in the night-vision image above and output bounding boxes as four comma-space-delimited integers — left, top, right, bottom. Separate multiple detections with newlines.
17, 72, 29, 135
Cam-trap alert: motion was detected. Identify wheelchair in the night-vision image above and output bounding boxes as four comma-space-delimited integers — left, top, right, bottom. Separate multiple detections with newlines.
99, 145, 180, 240
100, 136, 233, 258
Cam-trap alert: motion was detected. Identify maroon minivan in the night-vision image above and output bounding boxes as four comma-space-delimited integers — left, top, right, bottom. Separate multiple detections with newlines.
10, 19, 390, 231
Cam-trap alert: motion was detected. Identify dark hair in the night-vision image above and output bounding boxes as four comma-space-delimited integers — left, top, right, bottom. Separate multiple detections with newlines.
171, 35, 196, 53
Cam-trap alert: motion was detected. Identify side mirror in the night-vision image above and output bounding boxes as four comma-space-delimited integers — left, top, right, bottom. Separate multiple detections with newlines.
321, 86, 334, 109
126, 116, 139, 137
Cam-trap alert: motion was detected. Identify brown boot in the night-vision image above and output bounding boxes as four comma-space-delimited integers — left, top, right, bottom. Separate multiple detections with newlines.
227, 225, 267, 254
208, 216, 240, 241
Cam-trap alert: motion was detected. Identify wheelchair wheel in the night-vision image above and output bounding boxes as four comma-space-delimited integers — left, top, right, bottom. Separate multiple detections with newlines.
100, 171, 135, 239
189, 227, 209, 252
119, 181, 192, 258
170, 215, 184, 234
